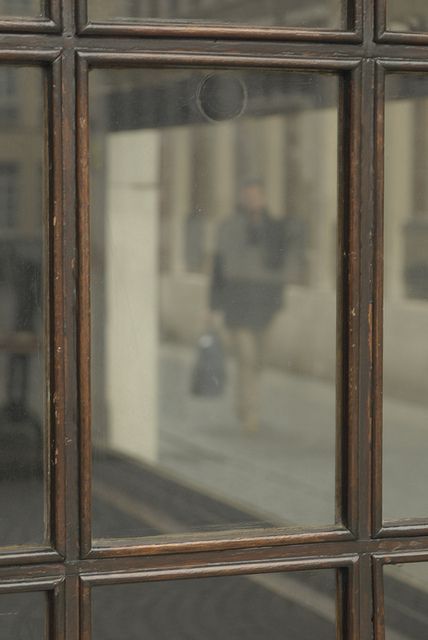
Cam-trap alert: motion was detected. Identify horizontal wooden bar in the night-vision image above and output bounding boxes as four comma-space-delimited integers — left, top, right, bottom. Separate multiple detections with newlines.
79, 535, 428, 570
78, 22, 362, 43
80, 555, 358, 586
76, 0, 363, 42
78, 49, 361, 69
377, 30, 428, 46
0, 18, 59, 33
5, 534, 428, 577
0, 576, 64, 593
0, 48, 60, 62
86, 527, 355, 561
0, 549, 63, 568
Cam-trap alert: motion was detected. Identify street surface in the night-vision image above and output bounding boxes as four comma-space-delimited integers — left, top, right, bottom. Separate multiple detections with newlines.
0, 344, 427, 638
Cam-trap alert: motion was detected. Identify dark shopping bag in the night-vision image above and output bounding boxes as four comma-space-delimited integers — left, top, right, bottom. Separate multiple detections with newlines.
191, 331, 226, 397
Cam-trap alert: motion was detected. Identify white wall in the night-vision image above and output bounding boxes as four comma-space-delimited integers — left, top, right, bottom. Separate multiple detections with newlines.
104, 130, 160, 463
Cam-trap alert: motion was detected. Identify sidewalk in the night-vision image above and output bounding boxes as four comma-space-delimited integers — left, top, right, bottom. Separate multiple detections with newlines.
159, 343, 428, 528
160, 343, 335, 528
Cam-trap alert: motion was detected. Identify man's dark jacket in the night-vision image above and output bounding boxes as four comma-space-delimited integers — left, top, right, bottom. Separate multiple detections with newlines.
210, 209, 287, 331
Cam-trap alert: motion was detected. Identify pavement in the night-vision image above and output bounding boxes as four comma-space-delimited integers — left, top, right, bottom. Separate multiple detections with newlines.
90, 344, 428, 640
1, 343, 428, 638
158, 343, 336, 529
157, 343, 428, 527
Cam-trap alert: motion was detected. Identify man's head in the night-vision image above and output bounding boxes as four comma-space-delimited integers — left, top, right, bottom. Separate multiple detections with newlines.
240, 179, 265, 215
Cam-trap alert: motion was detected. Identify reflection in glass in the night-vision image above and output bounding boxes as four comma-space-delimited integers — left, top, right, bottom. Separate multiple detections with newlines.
0, 0, 42, 18
93, 571, 337, 640
384, 75, 428, 522
90, 68, 339, 540
387, 1, 428, 32
0, 67, 46, 546
385, 563, 428, 639
88, 0, 344, 30
0, 592, 46, 639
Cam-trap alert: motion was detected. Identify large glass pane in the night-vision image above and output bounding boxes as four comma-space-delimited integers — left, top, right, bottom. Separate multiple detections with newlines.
387, 1, 428, 33
90, 68, 339, 541
385, 563, 428, 639
0, 0, 42, 19
383, 74, 428, 522
88, 0, 345, 30
0, 67, 47, 546
93, 570, 337, 640
0, 591, 46, 639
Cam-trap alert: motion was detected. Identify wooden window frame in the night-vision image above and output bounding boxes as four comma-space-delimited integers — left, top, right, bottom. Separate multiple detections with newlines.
0, 576, 65, 638
0, 0, 61, 32
75, 0, 363, 41
76, 52, 361, 559
0, 1, 427, 639
376, 2, 428, 45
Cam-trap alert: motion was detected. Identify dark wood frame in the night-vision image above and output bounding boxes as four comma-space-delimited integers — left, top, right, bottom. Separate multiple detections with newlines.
0, 49, 65, 569
76, 52, 361, 559
0, 1, 427, 639
373, 550, 428, 640
0, 0, 61, 32
372, 60, 428, 542
376, 1, 428, 45
0, 576, 65, 638
80, 557, 359, 640
76, 0, 363, 41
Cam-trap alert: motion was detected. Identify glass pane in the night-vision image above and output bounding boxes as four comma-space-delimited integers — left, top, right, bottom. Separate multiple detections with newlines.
385, 563, 428, 639
387, 1, 428, 32
90, 68, 339, 541
0, 592, 46, 639
0, 67, 47, 546
384, 74, 428, 522
88, 0, 345, 30
93, 570, 337, 640
0, 0, 42, 19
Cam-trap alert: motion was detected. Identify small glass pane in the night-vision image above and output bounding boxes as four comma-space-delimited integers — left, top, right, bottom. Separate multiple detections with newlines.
384, 74, 428, 522
385, 563, 428, 639
90, 68, 339, 542
0, 67, 47, 546
387, 1, 428, 33
88, 0, 345, 30
0, 0, 42, 19
0, 591, 46, 639
93, 570, 337, 640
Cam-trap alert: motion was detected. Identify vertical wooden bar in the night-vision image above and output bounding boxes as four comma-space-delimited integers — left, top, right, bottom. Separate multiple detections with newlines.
358, 554, 375, 639
50, 53, 67, 558
80, 578, 92, 640
61, 0, 80, 564
76, 54, 92, 559
358, 0, 378, 624
52, 578, 66, 640
337, 63, 363, 535
373, 557, 386, 640
372, 62, 385, 537
48, 0, 62, 29
350, 0, 364, 38
375, 0, 387, 41
65, 575, 79, 640
357, 58, 376, 541
76, 0, 88, 34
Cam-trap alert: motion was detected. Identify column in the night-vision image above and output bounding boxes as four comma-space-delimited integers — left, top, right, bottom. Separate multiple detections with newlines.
263, 115, 286, 219
384, 98, 414, 299
105, 129, 161, 464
